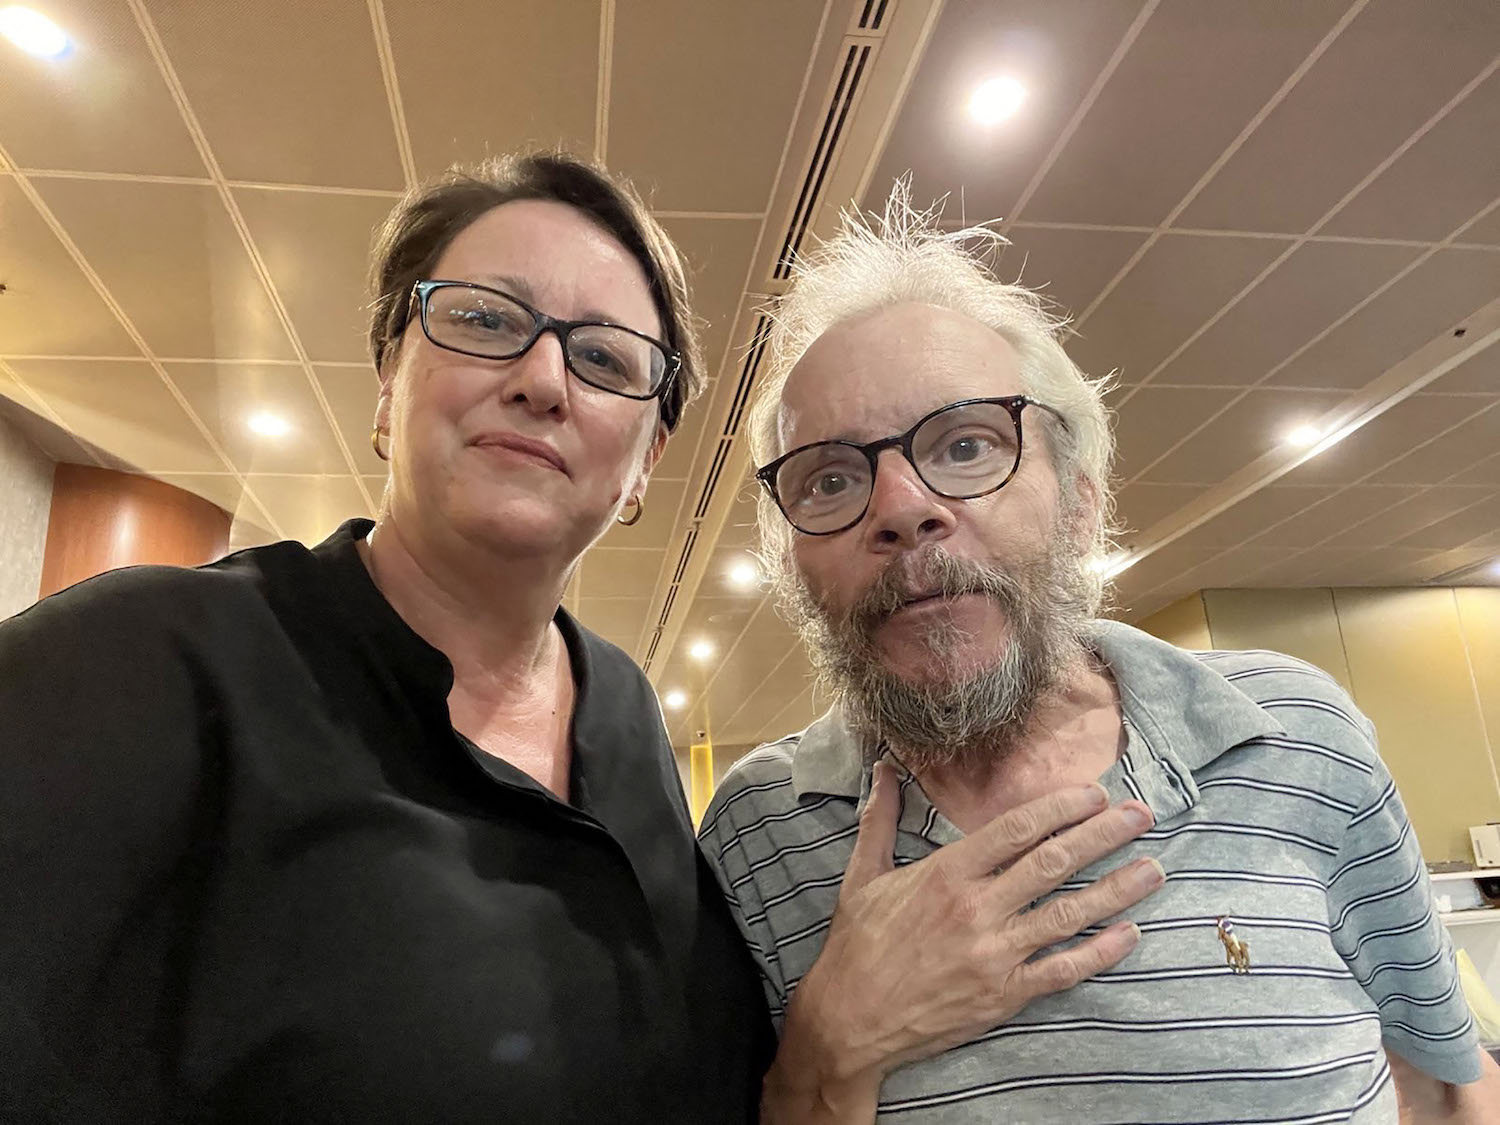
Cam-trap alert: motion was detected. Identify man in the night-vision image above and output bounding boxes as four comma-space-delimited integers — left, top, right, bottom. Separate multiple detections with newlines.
701, 191, 1499, 1122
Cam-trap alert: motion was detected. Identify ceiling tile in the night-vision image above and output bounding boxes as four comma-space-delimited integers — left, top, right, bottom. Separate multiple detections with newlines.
1109, 385, 1241, 482
577, 547, 665, 600
1026, 0, 1348, 226
1153, 239, 1424, 387
1364, 402, 1500, 485
1318, 484, 1494, 548
574, 597, 651, 647
700, 545, 770, 599
679, 594, 764, 652
609, 0, 825, 213
1159, 545, 1293, 596
1279, 393, 1481, 485
145, 0, 404, 189
1113, 482, 1206, 537
1246, 484, 1426, 549
1188, 485, 1332, 548
658, 216, 761, 380
1461, 205, 1500, 246
1321, 70, 1500, 242
154, 472, 249, 516
1434, 344, 1500, 394
9, 357, 224, 472
33, 177, 295, 360
868, 0, 1148, 222
234, 188, 396, 362
1067, 233, 1291, 382
384, 0, 596, 178
1002, 226, 1151, 326
227, 516, 278, 550
1139, 388, 1349, 484
1443, 450, 1500, 488
1390, 491, 1500, 550
313, 365, 385, 474
651, 412, 707, 482
1266, 248, 1500, 389
246, 473, 369, 546
0, 0, 203, 175
1177, 0, 1500, 232
165, 362, 350, 474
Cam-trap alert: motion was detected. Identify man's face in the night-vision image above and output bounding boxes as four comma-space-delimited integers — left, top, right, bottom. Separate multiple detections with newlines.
775, 302, 1093, 763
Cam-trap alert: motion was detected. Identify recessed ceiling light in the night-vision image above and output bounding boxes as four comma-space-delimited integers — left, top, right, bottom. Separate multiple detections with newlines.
0, 6, 70, 58
247, 411, 291, 437
663, 689, 687, 710
688, 639, 715, 662
727, 559, 760, 589
1285, 423, 1324, 448
969, 76, 1026, 126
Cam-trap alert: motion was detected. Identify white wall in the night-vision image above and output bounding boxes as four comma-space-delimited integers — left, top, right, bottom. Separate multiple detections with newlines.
0, 411, 54, 619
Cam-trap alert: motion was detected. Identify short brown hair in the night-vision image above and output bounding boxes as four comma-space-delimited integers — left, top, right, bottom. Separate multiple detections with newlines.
367, 152, 702, 431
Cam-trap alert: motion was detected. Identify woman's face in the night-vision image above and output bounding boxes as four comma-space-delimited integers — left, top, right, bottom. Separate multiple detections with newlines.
376, 199, 668, 564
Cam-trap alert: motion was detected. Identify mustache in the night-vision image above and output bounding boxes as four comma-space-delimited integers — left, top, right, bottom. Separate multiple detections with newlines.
845, 546, 1027, 634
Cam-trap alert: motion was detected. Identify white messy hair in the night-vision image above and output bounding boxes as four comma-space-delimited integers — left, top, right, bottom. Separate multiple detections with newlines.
745, 181, 1117, 613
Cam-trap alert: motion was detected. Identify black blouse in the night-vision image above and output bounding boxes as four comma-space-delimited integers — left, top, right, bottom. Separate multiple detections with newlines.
0, 520, 770, 1123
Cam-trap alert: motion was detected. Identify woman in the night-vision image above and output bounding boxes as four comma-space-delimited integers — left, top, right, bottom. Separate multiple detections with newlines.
0, 153, 769, 1123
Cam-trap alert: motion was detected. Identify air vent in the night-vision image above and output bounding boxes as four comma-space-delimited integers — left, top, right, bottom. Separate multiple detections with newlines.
773, 43, 872, 281
856, 0, 892, 31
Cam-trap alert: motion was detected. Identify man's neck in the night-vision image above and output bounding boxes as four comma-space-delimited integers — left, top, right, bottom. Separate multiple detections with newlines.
905, 657, 1127, 837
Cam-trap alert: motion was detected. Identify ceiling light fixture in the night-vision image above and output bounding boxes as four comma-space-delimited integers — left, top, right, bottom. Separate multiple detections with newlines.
663, 689, 687, 711
688, 639, 715, 662
247, 411, 291, 437
727, 559, 760, 589
1284, 423, 1324, 449
0, 6, 69, 57
969, 76, 1026, 125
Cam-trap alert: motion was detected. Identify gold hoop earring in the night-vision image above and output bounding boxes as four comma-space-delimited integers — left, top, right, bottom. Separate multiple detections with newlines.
371, 427, 389, 462
616, 496, 644, 526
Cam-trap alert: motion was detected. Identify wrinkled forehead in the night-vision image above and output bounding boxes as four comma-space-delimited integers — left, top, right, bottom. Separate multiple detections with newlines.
776, 302, 1025, 451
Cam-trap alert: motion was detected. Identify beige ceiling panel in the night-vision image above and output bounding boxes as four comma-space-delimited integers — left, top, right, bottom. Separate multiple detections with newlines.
1308, 547, 1437, 586
234, 188, 396, 362
609, 0, 824, 213
658, 216, 761, 378
1067, 234, 1290, 383
313, 365, 384, 474
0, 0, 203, 174
144, 0, 403, 189
1434, 345, 1500, 394
1109, 385, 1240, 482
574, 597, 651, 646
1444, 451, 1500, 488
577, 547, 665, 600
1247, 484, 1425, 550
598, 478, 685, 550
1188, 485, 1332, 548
1365, 403, 1500, 485
1319, 484, 1495, 549
1156, 545, 1292, 599
247, 473, 370, 546
384, 0, 596, 177
1322, 70, 1500, 242
867, 0, 1145, 221
1113, 482, 1206, 536
1281, 393, 1481, 486
1001, 227, 1149, 326
0, 180, 138, 356
1462, 206, 1500, 246
154, 472, 248, 516
227, 516, 278, 550
1109, 537, 1220, 611
716, 480, 766, 551
700, 545, 771, 599
1140, 388, 1348, 485
1391, 491, 1500, 551
652, 413, 709, 482
1025, 0, 1347, 226
717, 655, 816, 745
1177, 0, 1500, 232
166, 362, 350, 474
678, 594, 764, 654
1154, 240, 1423, 388
9, 357, 224, 472
33, 177, 295, 360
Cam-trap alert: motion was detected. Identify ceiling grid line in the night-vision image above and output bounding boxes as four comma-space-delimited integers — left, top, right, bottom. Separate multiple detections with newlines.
1123, 192, 1500, 488
126, 0, 376, 514
0, 140, 285, 537
593, 0, 615, 165
1069, 0, 1371, 332
1000, 0, 1160, 232
367, 0, 417, 190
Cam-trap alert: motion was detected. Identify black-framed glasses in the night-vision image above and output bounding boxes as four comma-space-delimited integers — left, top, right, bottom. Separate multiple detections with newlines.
755, 395, 1069, 536
408, 279, 681, 404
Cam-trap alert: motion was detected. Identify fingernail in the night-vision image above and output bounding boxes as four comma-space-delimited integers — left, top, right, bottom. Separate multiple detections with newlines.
1122, 921, 1141, 947
1084, 783, 1109, 810
1133, 857, 1165, 889
1122, 803, 1153, 830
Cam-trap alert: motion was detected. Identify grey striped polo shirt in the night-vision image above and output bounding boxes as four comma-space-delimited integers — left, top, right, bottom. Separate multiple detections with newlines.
700, 620, 1480, 1122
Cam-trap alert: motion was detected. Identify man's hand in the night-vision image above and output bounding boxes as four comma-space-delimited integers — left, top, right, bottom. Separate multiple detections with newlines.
1392, 1048, 1500, 1123
762, 760, 1164, 1123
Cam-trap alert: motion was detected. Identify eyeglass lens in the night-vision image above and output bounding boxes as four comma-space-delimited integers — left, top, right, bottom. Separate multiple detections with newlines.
772, 399, 1023, 534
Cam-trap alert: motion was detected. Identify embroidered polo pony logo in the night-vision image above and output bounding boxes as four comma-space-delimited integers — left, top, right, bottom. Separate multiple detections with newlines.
1216, 917, 1251, 973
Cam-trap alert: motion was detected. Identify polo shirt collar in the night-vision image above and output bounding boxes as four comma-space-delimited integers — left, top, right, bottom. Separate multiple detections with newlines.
790, 619, 1284, 802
